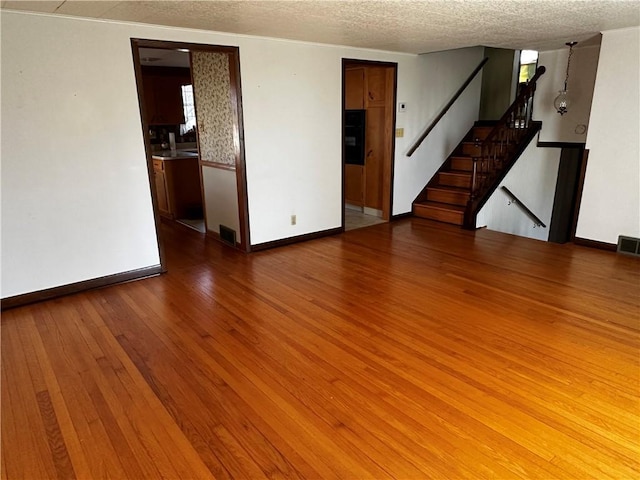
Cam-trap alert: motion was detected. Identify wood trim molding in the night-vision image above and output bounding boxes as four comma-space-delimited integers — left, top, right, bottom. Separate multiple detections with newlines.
570, 149, 589, 242
131, 39, 240, 54
228, 49, 251, 252
537, 141, 586, 149
1, 265, 163, 311
251, 227, 343, 252
573, 237, 617, 251
200, 161, 236, 171
131, 39, 168, 272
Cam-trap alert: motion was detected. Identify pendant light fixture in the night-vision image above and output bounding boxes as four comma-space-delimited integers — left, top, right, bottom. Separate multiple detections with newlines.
554, 41, 578, 115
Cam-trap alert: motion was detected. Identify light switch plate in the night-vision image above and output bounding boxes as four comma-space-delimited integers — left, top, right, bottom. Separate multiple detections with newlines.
398, 102, 407, 112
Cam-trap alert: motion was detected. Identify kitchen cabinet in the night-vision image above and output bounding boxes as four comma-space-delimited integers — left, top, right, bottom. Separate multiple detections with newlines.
152, 155, 202, 219
142, 67, 191, 125
345, 164, 364, 206
153, 159, 171, 217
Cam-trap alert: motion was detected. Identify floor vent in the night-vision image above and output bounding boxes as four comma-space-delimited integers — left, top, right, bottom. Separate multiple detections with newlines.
617, 235, 640, 257
219, 225, 237, 247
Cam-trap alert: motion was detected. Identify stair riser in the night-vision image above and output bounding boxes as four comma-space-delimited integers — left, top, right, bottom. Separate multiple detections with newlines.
462, 143, 482, 156
439, 173, 471, 188
472, 127, 493, 141
413, 205, 464, 226
427, 189, 469, 206
450, 157, 473, 171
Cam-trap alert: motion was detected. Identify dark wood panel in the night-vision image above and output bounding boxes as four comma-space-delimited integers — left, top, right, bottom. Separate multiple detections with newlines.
364, 107, 385, 209
2, 219, 639, 478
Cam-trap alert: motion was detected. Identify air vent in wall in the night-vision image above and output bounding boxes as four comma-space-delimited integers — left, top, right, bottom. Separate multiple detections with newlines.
617, 236, 640, 257
219, 225, 237, 247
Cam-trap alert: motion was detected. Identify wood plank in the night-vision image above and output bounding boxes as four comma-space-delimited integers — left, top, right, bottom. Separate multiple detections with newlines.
364, 106, 385, 209
2, 218, 639, 479
344, 164, 364, 206
344, 67, 364, 110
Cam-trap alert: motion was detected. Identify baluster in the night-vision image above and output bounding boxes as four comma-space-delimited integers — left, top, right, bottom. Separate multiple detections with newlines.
471, 157, 478, 199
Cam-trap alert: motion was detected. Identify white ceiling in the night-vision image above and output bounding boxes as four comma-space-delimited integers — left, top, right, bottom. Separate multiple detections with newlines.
2, 0, 639, 53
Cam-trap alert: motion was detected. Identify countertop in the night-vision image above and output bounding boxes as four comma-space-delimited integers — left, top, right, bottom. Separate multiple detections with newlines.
152, 150, 199, 160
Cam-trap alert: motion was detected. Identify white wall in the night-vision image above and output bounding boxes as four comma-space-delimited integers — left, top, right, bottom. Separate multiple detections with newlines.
1, 11, 484, 297
534, 43, 601, 143
393, 47, 484, 213
1, 13, 162, 297
476, 141, 561, 241
202, 167, 241, 241
576, 27, 640, 244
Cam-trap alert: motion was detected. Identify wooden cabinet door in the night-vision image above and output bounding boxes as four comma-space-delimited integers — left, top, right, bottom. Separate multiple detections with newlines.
364, 107, 385, 209
153, 76, 185, 125
345, 165, 364, 206
365, 67, 387, 108
143, 73, 187, 125
154, 169, 171, 217
345, 68, 364, 110
142, 75, 157, 124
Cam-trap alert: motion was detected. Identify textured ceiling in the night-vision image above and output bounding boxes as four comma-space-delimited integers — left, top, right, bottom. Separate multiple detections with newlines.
2, 0, 639, 53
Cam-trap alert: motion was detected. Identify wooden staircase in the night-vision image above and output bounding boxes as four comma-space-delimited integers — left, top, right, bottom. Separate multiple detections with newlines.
411, 66, 546, 229
412, 123, 494, 226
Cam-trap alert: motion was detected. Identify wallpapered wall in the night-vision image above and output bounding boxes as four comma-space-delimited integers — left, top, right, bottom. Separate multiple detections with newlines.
191, 51, 236, 166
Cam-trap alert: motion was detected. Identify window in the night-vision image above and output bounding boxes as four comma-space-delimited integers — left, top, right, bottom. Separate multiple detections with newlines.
180, 84, 196, 135
519, 50, 539, 83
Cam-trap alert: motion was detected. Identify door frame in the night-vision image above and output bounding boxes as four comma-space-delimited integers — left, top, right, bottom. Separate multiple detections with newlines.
341, 58, 398, 229
131, 39, 251, 262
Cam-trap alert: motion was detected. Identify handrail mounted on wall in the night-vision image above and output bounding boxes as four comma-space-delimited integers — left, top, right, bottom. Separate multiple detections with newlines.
407, 57, 489, 157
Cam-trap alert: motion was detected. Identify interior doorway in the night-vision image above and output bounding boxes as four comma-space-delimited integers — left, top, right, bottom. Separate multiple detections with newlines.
342, 59, 397, 231
131, 39, 251, 267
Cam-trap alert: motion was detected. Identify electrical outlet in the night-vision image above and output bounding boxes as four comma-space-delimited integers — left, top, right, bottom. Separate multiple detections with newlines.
395, 128, 404, 138
291, 214, 296, 225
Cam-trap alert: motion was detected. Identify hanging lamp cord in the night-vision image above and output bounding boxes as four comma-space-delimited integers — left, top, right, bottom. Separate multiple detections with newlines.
564, 43, 576, 91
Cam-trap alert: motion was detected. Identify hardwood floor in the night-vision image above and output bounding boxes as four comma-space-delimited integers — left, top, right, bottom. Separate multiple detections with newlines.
2, 218, 639, 479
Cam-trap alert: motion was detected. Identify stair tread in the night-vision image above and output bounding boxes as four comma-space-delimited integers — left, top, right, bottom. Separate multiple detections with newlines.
427, 185, 470, 193
413, 200, 466, 212
441, 170, 472, 176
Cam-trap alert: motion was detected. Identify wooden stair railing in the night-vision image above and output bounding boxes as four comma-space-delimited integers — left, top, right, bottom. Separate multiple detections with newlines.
407, 57, 489, 157
412, 66, 546, 228
463, 65, 546, 229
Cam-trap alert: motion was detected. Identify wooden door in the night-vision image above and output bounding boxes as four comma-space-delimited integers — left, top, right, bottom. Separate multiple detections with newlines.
345, 165, 364, 206
343, 61, 396, 220
364, 67, 387, 108
364, 107, 385, 209
345, 68, 364, 110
